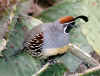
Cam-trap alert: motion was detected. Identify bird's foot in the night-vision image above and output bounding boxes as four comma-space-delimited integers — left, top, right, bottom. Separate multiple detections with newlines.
48, 59, 57, 64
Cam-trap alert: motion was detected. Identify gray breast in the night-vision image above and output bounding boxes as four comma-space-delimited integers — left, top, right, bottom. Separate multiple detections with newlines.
42, 21, 70, 49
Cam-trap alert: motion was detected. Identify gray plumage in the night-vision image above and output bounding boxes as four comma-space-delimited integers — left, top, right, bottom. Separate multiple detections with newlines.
23, 20, 70, 58
12, 15, 88, 63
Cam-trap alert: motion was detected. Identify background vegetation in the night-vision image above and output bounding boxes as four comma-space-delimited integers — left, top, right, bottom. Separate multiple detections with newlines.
0, 0, 100, 76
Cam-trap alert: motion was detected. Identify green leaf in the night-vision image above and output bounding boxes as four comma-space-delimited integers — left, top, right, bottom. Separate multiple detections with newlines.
80, 69, 100, 76
80, 0, 100, 55
0, 16, 42, 76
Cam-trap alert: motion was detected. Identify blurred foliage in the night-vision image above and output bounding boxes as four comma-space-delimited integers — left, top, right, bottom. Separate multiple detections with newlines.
0, 0, 16, 19
0, 0, 29, 20
34, 0, 57, 7
80, 70, 100, 76
0, 16, 42, 76
80, 0, 100, 55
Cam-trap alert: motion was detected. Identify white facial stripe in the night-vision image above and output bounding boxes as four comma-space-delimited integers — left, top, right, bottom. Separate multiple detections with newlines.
64, 21, 74, 25
64, 26, 67, 34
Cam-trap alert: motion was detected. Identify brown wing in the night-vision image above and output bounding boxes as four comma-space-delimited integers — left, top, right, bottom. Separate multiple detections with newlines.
24, 32, 43, 57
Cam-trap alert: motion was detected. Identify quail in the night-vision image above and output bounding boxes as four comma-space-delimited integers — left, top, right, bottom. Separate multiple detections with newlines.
12, 15, 88, 63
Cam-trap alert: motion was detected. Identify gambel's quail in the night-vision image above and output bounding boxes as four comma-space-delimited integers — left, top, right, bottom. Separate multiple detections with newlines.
12, 15, 88, 63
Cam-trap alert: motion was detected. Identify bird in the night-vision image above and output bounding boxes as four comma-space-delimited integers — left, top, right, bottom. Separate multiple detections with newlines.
11, 15, 88, 64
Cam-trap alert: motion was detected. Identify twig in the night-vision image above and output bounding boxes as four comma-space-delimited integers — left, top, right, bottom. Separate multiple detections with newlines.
68, 43, 99, 67
64, 65, 100, 76
32, 62, 50, 76
79, 65, 100, 76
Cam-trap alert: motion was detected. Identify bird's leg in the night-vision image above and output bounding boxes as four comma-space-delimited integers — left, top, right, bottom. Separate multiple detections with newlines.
44, 56, 57, 65
32, 62, 50, 76
47, 53, 65, 64
48, 59, 57, 64
32, 57, 58, 76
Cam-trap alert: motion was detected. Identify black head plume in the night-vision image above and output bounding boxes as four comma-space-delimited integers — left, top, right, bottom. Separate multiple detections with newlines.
74, 15, 88, 22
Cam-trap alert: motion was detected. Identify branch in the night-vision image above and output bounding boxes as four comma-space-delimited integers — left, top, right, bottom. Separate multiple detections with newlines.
68, 43, 99, 67
79, 65, 100, 76
32, 62, 50, 76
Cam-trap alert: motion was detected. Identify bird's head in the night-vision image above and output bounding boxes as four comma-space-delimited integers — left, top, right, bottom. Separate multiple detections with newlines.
59, 15, 88, 33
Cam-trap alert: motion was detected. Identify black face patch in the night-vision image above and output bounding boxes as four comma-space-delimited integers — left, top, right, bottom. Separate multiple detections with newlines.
64, 21, 75, 33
